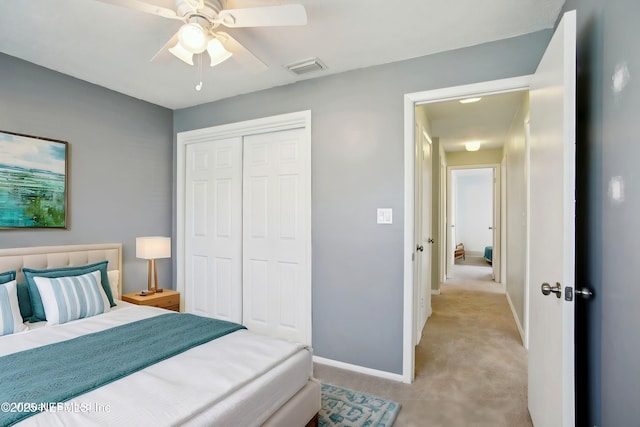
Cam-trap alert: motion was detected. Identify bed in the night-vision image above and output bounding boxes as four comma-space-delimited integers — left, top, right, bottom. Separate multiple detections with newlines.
0, 243, 320, 427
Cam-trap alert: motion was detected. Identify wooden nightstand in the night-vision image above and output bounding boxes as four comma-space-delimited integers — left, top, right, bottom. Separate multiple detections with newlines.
122, 289, 180, 312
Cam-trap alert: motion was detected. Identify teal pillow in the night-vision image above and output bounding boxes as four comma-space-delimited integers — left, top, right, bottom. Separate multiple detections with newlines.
23, 261, 116, 322
0, 270, 16, 284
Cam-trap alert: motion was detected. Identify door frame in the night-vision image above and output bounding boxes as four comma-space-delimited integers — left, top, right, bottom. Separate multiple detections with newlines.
446, 164, 500, 280
403, 76, 532, 382
176, 110, 312, 342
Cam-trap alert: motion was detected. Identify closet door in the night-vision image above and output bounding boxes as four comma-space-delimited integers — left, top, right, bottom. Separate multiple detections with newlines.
242, 128, 311, 345
184, 137, 243, 323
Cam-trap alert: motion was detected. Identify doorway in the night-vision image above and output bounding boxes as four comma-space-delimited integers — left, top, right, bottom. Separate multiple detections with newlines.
448, 167, 496, 281
403, 76, 532, 382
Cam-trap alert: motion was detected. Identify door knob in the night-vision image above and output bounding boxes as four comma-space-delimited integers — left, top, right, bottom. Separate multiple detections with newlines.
416, 245, 424, 252
427, 238, 434, 244
541, 282, 562, 298
575, 287, 594, 299
488, 226, 493, 230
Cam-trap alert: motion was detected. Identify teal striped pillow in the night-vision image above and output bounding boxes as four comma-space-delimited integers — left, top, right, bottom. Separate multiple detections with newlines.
23, 260, 116, 322
33, 271, 111, 325
0, 280, 28, 336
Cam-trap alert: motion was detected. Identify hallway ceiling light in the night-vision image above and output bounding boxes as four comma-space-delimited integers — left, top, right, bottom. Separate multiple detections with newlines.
459, 97, 482, 104
465, 141, 481, 151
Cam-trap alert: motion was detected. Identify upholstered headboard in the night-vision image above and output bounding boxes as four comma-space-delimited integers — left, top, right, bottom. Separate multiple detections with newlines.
0, 243, 123, 299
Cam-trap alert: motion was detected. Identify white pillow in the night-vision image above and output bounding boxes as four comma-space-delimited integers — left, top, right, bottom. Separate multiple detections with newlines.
107, 270, 120, 300
34, 271, 111, 325
0, 280, 28, 336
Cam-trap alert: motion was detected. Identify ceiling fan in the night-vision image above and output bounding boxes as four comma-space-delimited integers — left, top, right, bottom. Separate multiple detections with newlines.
96, 0, 307, 71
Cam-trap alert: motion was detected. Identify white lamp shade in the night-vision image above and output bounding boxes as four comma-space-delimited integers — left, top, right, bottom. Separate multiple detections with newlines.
207, 39, 232, 67
136, 237, 171, 260
169, 41, 195, 65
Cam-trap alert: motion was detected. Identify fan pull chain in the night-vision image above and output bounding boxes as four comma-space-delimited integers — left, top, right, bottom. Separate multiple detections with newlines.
195, 53, 203, 91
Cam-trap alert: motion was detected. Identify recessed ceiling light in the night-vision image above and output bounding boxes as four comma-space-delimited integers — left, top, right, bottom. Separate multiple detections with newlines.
459, 97, 482, 104
465, 141, 481, 151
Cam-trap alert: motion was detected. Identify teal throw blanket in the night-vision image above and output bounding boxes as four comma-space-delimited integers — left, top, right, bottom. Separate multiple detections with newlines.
0, 313, 245, 426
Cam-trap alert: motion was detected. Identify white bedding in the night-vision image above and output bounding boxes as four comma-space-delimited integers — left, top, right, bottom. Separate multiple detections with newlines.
2, 303, 313, 427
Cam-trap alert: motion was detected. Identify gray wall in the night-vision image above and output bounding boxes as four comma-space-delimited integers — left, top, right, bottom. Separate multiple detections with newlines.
174, 31, 552, 374
0, 53, 174, 293
562, 0, 639, 425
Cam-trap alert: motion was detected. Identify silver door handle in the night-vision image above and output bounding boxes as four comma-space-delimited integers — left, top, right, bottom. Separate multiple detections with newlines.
427, 238, 434, 244
416, 245, 424, 252
541, 282, 562, 298
575, 287, 593, 299
488, 226, 493, 230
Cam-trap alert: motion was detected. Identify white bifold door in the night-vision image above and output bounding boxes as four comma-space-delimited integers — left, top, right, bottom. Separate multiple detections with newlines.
183, 122, 311, 346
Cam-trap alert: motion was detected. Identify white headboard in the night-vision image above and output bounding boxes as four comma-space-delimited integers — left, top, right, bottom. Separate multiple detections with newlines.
0, 243, 123, 299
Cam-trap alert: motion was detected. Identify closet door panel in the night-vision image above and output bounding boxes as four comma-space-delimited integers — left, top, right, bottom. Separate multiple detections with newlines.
243, 128, 310, 344
185, 137, 243, 323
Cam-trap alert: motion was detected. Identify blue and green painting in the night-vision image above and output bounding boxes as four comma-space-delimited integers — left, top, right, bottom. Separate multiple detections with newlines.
0, 132, 66, 228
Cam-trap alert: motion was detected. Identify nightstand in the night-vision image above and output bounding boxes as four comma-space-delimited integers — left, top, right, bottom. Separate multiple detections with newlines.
122, 289, 180, 312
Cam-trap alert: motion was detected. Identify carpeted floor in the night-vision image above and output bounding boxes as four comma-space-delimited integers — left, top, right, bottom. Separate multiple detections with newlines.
314, 264, 532, 426
455, 255, 492, 267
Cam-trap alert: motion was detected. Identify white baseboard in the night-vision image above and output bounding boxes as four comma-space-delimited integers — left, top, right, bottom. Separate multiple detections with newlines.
506, 291, 526, 346
431, 289, 440, 295
313, 356, 404, 382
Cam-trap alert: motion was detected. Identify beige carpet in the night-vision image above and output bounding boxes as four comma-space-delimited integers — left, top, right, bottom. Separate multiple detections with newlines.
314, 264, 532, 426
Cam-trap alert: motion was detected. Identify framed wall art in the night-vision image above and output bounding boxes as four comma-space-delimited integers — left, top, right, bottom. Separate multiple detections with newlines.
0, 130, 68, 229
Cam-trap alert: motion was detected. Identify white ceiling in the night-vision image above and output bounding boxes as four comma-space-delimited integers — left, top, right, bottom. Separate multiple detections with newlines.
420, 91, 527, 152
0, 0, 563, 110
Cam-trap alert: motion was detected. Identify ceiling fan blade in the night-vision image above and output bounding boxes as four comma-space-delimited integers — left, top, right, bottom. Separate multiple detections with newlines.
94, 0, 182, 20
217, 4, 307, 28
215, 32, 267, 72
150, 32, 180, 63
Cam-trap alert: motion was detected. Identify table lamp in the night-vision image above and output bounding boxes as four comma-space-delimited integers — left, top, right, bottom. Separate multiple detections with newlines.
136, 236, 171, 294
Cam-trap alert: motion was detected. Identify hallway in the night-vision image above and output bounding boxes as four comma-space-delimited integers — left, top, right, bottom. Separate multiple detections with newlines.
314, 261, 531, 426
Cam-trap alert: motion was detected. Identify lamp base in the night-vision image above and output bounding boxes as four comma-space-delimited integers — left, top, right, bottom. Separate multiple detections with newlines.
156, 288, 164, 293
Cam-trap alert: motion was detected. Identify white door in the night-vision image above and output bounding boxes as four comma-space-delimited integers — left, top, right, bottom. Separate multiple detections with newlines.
242, 128, 311, 345
184, 138, 243, 323
527, 10, 576, 427
413, 124, 432, 345
419, 129, 432, 333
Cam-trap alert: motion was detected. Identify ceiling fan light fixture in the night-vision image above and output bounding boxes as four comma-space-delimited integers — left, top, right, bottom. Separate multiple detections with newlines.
169, 41, 195, 65
178, 23, 208, 53
207, 39, 232, 67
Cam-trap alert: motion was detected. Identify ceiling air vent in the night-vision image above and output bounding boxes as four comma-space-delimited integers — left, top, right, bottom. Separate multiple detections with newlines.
285, 57, 327, 75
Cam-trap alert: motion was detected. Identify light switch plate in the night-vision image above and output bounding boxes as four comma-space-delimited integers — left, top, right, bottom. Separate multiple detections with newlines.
377, 208, 393, 224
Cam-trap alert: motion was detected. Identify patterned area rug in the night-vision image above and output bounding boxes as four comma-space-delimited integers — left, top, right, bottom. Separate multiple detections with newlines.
319, 383, 400, 427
